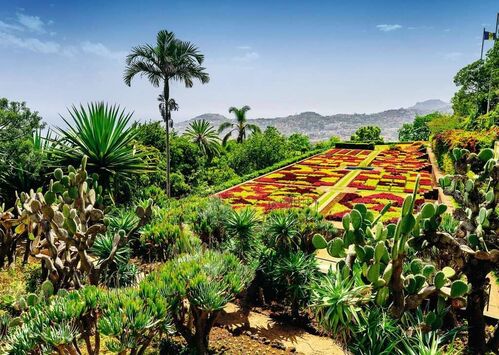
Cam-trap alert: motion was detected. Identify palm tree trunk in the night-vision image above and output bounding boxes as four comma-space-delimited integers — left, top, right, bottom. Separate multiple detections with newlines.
163, 82, 171, 198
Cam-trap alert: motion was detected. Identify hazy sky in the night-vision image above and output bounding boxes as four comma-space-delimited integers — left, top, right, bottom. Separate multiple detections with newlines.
0, 0, 497, 126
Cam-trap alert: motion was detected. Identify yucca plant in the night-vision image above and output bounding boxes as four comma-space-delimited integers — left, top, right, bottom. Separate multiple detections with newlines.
52, 102, 153, 193
106, 208, 141, 234
224, 207, 261, 261
269, 250, 318, 318
265, 211, 301, 253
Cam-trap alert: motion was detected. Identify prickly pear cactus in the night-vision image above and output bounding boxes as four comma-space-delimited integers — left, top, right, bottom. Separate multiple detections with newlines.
313, 177, 469, 321
12, 156, 153, 290
435, 147, 499, 353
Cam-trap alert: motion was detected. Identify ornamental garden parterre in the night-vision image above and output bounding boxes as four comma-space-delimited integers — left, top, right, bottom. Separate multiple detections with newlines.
216, 142, 439, 223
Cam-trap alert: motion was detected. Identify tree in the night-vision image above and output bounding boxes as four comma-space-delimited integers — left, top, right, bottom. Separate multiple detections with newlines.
150, 251, 254, 354
0, 98, 45, 203
350, 125, 383, 143
451, 41, 499, 126
218, 105, 261, 144
288, 133, 311, 154
124, 30, 210, 197
184, 119, 221, 158
52, 103, 153, 194
398, 112, 449, 142
228, 126, 289, 175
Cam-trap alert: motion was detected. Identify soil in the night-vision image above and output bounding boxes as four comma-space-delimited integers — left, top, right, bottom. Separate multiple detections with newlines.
216, 303, 346, 355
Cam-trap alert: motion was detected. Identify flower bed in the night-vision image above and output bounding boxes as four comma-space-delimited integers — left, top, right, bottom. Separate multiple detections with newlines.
255, 164, 350, 187
348, 170, 433, 194
370, 143, 431, 172
216, 182, 321, 212
324, 190, 426, 223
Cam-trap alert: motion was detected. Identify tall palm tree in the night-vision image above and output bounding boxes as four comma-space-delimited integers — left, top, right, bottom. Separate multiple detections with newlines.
183, 119, 221, 158
124, 30, 209, 197
218, 105, 261, 145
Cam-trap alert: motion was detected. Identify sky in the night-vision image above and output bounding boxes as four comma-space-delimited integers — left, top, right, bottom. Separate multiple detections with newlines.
0, 0, 498, 126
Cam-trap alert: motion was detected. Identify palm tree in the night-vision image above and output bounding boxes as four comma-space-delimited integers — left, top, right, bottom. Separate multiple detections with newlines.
218, 105, 261, 145
183, 119, 221, 158
124, 30, 210, 197
52, 102, 152, 189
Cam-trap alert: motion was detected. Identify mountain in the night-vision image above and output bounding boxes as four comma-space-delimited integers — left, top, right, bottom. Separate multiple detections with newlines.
408, 99, 453, 114
175, 99, 452, 142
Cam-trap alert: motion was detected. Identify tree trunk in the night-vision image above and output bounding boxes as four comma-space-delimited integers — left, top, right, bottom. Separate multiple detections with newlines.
465, 262, 490, 354
163, 82, 171, 198
389, 256, 405, 318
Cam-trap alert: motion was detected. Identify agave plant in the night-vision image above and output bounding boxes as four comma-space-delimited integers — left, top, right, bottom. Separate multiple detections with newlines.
309, 267, 371, 342
52, 102, 153, 190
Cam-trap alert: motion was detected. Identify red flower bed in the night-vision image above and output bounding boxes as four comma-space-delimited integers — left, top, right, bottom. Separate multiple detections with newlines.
348, 169, 433, 194
216, 182, 321, 212
370, 143, 431, 172
255, 164, 350, 187
325, 191, 425, 223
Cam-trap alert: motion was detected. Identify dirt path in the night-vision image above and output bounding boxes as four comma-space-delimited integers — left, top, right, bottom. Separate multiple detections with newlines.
219, 304, 346, 355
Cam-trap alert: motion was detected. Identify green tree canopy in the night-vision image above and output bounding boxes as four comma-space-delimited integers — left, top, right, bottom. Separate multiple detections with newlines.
451, 41, 499, 128
398, 112, 453, 142
351, 125, 383, 143
228, 126, 289, 175
0, 98, 46, 203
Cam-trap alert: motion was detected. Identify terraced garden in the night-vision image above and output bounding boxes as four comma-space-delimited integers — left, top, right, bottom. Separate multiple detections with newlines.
217, 142, 439, 223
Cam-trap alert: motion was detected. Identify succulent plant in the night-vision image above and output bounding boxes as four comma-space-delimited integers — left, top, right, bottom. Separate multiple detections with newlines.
313, 176, 469, 321
8, 156, 154, 291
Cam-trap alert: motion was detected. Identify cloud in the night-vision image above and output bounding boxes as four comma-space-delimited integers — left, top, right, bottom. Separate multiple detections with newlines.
376, 24, 402, 32
0, 30, 124, 60
0, 20, 24, 32
81, 41, 126, 60
236, 45, 252, 50
233, 51, 260, 62
0, 32, 60, 53
17, 13, 46, 33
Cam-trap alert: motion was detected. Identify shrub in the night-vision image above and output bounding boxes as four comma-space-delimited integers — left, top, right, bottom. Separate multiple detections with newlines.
190, 198, 232, 247
431, 127, 499, 169
348, 307, 402, 355
139, 216, 200, 262
90, 233, 139, 287
269, 251, 318, 318
146, 250, 254, 354
309, 268, 371, 342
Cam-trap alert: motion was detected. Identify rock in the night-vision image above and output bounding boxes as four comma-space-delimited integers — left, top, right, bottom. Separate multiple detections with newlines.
286, 346, 297, 352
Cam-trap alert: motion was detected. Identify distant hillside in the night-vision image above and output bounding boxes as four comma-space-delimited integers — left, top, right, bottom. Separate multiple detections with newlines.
175, 99, 452, 142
